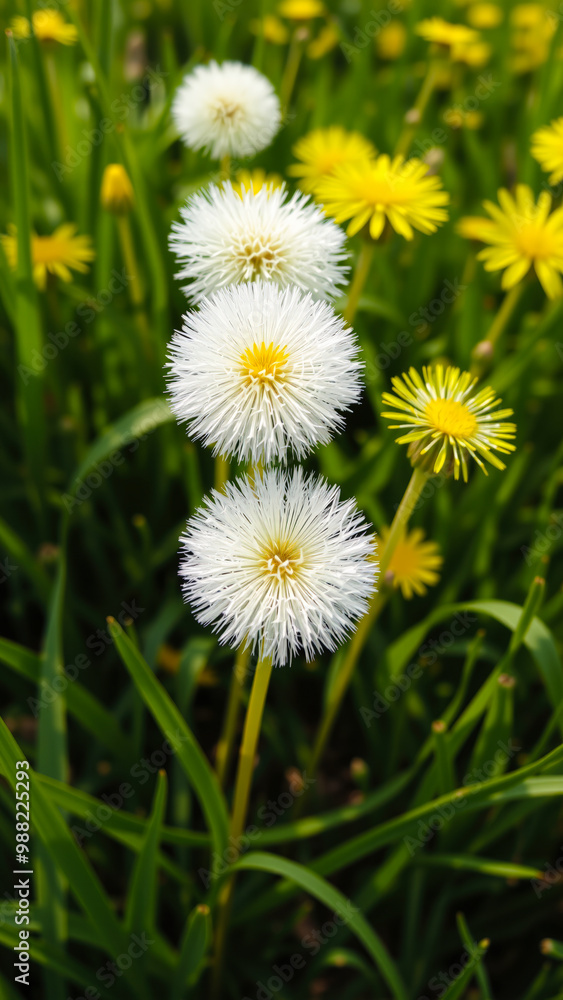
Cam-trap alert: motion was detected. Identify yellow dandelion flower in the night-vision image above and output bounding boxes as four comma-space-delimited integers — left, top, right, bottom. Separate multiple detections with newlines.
230, 168, 283, 197
100, 164, 135, 214
381, 365, 516, 482
375, 527, 443, 599
464, 186, 563, 299
455, 215, 497, 241
11, 10, 77, 45
511, 3, 548, 29
376, 21, 407, 60
307, 23, 340, 59
451, 39, 491, 65
444, 107, 483, 130
510, 5, 556, 73
416, 18, 480, 48
316, 154, 450, 241
288, 127, 376, 194
278, 0, 325, 19
531, 117, 563, 185
467, 3, 503, 29
249, 15, 290, 45
2, 224, 95, 291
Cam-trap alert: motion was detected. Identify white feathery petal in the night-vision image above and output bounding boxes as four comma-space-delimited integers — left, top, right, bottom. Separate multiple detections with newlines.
172, 60, 281, 160
180, 469, 377, 667
169, 182, 349, 303
166, 282, 362, 464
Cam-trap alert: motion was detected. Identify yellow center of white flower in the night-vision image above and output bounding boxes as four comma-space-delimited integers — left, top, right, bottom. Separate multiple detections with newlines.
240, 341, 289, 385
425, 398, 477, 439
211, 97, 243, 125
261, 540, 304, 580
235, 237, 282, 277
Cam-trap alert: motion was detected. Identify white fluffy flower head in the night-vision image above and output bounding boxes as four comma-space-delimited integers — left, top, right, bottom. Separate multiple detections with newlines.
172, 60, 281, 160
180, 469, 377, 667
166, 282, 362, 464
169, 182, 349, 303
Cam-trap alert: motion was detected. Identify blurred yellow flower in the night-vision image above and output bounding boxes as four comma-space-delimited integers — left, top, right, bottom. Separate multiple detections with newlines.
464, 186, 563, 299
381, 365, 516, 481
510, 4, 556, 72
416, 18, 479, 48
316, 154, 449, 240
278, 0, 324, 19
11, 10, 77, 45
511, 3, 549, 29
288, 126, 376, 194
307, 23, 339, 58
452, 40, 491, 65
2, 224, 95, 290
443, 107, 483, 130
101, 164, 135, 214
230, 169, 283, 196
376, 21, 407, 60
531, 117, 563, 184
249, 15, 289, 44
375, 527, 443, 599
467, 3, 503, 28
456, 215, 497, 240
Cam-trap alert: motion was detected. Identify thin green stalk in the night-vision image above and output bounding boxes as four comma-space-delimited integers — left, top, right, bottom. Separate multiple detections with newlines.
215, 645, 250, 788
280, 29, 305, 108
432, 720, 455, 795
116, 214, 152, 361
214, 454, 230, 492
306, 590, 388, 783
343, 241, 375, 324
302, 466, 430, 785
471, 282, 524, 373
395, 61, 440, 157
212, 653, 274, 998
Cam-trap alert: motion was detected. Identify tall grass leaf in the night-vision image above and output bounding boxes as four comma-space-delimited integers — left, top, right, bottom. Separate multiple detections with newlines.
0, 718, 140, 994
125, 770, 167, 935
171, 903, 212, 999
0, 637, 133, 760
107, 617, 229, 858
233, 851, 409, 1000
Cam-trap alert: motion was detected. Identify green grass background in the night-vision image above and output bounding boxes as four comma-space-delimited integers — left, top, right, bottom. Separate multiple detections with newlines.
1, 0, 563, 998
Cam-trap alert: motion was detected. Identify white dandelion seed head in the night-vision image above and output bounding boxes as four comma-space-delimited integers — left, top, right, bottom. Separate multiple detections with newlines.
166, 281, 363, 464
171, 60, 281, 160
180, 469, 377, 667
169, 182, 349, 303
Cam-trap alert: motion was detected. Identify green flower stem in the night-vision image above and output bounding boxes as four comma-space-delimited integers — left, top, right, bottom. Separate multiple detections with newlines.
471, 282, 524, 373
394, 61, 440, 158
214, 453, 230, 492
220, 154, 230, 180
215, 644, 250, 789
302, 466, 431, 788
280, 28, 305, 109
343, 240, 375, 325
212, 652, 274, 998
306, 589, 389, 783
116, 214, 152, 362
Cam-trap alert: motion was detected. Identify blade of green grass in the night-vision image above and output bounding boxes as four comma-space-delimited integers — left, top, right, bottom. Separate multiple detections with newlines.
233, 851, 409, 1000
107, 618, 229, 859
125, 770, 167, 936
0, 719, 144, 999
36, 540, 69, 1000
0, 637, 133, 761
171, 903, 212, 1000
